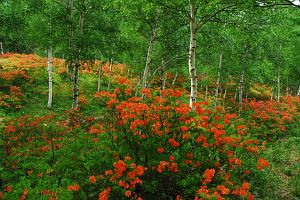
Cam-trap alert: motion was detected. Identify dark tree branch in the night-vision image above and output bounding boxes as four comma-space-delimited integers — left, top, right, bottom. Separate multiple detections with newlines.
196, 3, 238, 31
146, 53, 187, 88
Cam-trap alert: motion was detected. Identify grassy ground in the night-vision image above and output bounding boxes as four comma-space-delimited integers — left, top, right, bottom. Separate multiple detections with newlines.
259, 124, 300, 200
274, 129, 299, 199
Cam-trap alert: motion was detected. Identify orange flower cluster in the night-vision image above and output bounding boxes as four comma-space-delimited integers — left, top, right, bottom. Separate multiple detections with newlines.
89, 176, 97, 184
42, 189, 57, 200
169, 138, 180, 147
257, 158, 270, 170
202, 169, 215, 184
68, 184, 80, 191
157, 147, 165, 153
0, 70, 30, 81
102, 159, 146, 199
99, 187, 111, 200
157, 161, 179, 173
232, 182, 252, 199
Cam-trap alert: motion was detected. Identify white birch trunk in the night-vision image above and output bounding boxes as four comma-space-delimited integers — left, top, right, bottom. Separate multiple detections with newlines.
160, 60, 166, 96
107, 58, 113, 90
223, 87, 227, 99
238, 71, 244, 115
172, 71, 178, 86
72, 63, 79, 109
189, 4, 197, 110
223, 86, 227, 111
239, 71, 244, 104
277, 73, 280, 102
234, 86, 238, 100
205, 86, 208, 100
142, 29, 156, 91
163, 74, 166, 90
47, 47, 53, 109
97, 63, 102, 92
127, 65, 130, 78
0, 42, 3, 54
67, 0, 74, 77
135, 76, 141, 97
246, 82, 251, 100
72, 1, 84, 109
297, 85, 300, 97
213, 54, 223, 109
271, 87, 274, 100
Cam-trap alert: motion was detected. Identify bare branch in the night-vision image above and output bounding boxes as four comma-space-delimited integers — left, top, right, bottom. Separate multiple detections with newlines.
146, 54, 187, 88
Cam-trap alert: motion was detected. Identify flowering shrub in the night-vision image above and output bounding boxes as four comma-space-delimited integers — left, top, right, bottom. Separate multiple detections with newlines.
241, 97, 299, 140
91, 84, 286, 199
0, 80, 299, 199
0, 86, 24, 111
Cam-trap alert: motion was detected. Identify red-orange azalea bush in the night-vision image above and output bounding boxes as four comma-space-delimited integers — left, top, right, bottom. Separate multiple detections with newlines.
1, 81, 299, 199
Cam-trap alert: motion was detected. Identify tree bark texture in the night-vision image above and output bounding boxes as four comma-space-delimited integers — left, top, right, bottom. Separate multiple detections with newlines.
189, 3, 197, 110
47, 47, 53, 109
135, 76, 141, 97
213, 54, 223, 109
97, 62, 102, 92
72, 62, 79, 109
172, 71, 178, 86
0, 42, 3, 54
277, 72, 280, 102
142, 27, 157, 90
238, 71, 244, 115
205, 86, 208, 100
107, 58, 113, 90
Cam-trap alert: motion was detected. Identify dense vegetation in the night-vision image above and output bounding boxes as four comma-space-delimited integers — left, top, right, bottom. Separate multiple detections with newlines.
0, 0, 300, 199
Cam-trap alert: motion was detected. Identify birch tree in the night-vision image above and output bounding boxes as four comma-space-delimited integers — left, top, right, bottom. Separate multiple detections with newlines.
213, 54, 223, 109
154, 0, 300, 108
0, 42, 3, 54
47, 47, 53, 108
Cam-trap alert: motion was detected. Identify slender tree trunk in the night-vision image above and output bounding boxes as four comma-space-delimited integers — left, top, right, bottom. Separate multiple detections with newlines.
277, 72, 280, 102
219, 86, 223, 98
205, 86, 208, 100
162, 74, 166, 90
246, 82, 251, 100
142, 28, 157, 92
67, 0, 74, 77
72, 0, 84, 109
159, 60, 166, 97
286, 79, 289, 97
97, 63, 102, 92
297, 85, 300, 97
223, 86, 227, 111
189, 3, 197, 110
238, 71, 244, 115
107, 58, 113, 90
0, 42, 3, 54
160, 72, 167, 98
126, 65, 130, 78
72, 62, 79, 109
172, 71, 178, 86
47, 47, 53, 109
213, 54, 223, 109
135, 76, 141, 97
234, 86, 238, 101
271, 87, 274, 100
